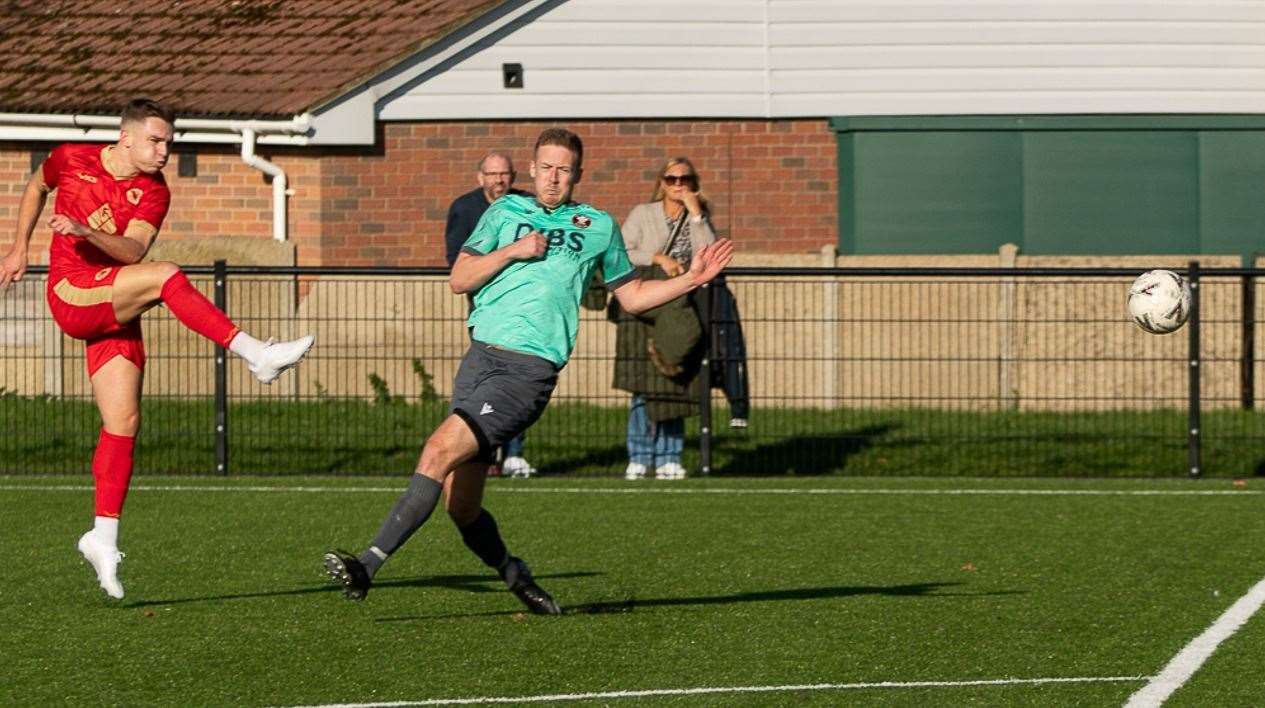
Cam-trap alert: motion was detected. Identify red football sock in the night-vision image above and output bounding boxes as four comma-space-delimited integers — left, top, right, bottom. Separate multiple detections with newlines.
160, 271, 240, 347
93, 429, 136, 518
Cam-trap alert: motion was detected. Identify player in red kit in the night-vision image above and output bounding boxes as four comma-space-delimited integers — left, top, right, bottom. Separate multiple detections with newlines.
0, 98, 314, 599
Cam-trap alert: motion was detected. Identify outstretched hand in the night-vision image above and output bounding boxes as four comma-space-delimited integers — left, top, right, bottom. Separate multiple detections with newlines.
688, 239, 734, 286
0, 249, 26, 291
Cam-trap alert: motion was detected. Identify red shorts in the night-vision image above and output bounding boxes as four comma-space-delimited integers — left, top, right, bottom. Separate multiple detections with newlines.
46, 265, 146, 376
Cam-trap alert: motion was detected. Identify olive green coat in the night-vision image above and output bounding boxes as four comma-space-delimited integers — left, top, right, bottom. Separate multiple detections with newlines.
608, 265, 705, 422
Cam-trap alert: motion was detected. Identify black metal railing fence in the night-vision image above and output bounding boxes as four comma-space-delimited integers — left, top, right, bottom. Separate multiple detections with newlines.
3, 262, 1263, 477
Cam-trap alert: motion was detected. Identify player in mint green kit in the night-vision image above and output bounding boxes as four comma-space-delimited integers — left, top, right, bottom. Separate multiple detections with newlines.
324, 128, 734, 613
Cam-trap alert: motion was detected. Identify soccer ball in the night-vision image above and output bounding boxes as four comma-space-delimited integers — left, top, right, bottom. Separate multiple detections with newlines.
1127, 269, 1191, 334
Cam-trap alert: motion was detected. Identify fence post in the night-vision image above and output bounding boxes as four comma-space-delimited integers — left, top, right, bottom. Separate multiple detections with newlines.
1188, 261, 1201, 478
1242, 273, 1255, 410
214, 259, 229, 476
698, 282, 713, 476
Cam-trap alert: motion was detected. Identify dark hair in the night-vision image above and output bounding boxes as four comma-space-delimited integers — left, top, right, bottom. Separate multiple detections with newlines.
121, 98, 175, 126
534, 127, 583, 166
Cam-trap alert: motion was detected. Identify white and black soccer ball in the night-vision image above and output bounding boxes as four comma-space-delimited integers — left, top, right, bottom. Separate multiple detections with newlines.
1127, 269, 1191, 335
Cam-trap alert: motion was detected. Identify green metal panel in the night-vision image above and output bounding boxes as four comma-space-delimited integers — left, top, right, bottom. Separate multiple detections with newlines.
1021, 131, 1198, 255
848, 131, 1021, 254
836, 130, 856, 254
830, 115, 1265, 133
1198, 132, 1265, 259
832, 115, 1265, 259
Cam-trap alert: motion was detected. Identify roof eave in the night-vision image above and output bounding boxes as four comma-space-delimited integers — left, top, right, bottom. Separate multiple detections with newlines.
0, 112, 314, 145
303, 0, 506, 116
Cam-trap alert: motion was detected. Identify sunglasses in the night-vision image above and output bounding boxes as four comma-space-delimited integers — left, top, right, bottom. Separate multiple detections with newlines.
662, 174, 697, 186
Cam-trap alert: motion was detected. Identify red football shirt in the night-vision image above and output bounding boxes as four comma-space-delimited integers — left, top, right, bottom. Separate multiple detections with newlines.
42, 143, 170, 273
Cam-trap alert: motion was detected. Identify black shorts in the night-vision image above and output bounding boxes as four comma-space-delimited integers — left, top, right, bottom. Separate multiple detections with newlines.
451, 341, 559, 463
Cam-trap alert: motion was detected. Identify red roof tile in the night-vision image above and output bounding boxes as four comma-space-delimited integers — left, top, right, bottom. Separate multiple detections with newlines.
0, 0, 501, 119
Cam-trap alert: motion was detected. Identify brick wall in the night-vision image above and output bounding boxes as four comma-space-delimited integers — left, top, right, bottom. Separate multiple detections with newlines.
0, 149, 37, 255
0, 119, 838, 266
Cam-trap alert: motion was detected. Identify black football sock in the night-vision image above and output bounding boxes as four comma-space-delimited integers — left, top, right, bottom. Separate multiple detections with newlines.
358, 474, 443, 578
458, 508, 510, 571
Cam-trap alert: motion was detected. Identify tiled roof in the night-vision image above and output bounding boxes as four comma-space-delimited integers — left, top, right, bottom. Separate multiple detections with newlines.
0, 0, 502, 119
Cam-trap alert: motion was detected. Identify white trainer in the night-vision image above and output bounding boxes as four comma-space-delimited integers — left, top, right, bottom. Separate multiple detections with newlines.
503, 455, 537, 478
77, 530, 125, 599
655, 462, 687, 480
624, 462, 647, 480
248, 335, 315, 384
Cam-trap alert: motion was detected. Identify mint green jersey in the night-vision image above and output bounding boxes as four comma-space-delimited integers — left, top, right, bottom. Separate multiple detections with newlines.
462, 193, 636, 367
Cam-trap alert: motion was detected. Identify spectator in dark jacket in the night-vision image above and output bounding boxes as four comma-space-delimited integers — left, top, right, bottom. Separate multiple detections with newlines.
444, 152, 531, 268
708, 275, 749, 427
444, 152, 535, 477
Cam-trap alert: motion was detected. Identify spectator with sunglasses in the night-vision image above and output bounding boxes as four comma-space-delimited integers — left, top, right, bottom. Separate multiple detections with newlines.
612, 157, 717, 480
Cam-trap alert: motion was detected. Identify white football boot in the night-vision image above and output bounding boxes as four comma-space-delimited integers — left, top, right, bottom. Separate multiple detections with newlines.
248, 335, 315, 384
654, 462, 687, 480
503, 456, 537, 478
77, 530, 125, 599
624, 462, 647, 480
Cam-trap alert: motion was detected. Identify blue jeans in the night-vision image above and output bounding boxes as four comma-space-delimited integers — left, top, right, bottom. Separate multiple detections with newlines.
627, 395, 684, 467
501, 432, 525, 460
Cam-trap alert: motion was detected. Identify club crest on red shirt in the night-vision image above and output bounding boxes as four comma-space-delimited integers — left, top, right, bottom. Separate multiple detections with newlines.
126, 188, 143, 205
87, 203, 117, 234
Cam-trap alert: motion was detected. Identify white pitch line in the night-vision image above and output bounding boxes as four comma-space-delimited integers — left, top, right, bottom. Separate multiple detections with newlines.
283, 675, 1148, 708
0, 484, 1258, 497
0, 484, 403, 493
1125, 574, 1265, 707
492, 487, 1261, 497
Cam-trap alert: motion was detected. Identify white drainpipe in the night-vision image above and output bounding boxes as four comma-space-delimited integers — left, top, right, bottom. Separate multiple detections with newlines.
238, 128, 290, 242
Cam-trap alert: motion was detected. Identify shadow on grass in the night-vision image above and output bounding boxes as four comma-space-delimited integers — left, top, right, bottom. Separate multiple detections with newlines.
712, 424, 897, 476
373, 580, 1024, 622
125, 570, 600, 608
531, 424, 899, 478
534, 444, 627, 475
566, 580, 1019, 614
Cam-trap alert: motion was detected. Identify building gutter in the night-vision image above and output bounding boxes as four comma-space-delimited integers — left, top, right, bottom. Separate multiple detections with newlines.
238, 128, 291, 242
0, 113, 309, 242
0, 112, 313, 145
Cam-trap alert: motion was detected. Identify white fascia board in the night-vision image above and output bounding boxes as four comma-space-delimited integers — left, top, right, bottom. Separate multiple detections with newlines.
263, 0, 556, 144
0, 113, 314, 145
305, 91, 376, 145
298, 0, 555, 141
366, 0, 558, 118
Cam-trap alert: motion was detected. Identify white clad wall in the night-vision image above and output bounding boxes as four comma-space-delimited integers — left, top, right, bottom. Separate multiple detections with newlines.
376, 0, 1265, 120
378, 0, 768, 120
770, 0, 1265, 115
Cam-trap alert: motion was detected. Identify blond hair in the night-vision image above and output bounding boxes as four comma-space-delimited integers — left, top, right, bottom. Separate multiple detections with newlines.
650, 157, 709, 214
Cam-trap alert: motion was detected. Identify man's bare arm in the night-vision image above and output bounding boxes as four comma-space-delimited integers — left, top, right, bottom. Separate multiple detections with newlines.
47, 214, 157, 265
0, 170, 53, 290
612, 239, 734, 314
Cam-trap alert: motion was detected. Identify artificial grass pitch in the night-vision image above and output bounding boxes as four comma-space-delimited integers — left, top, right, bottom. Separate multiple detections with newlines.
3, 475, 1265, 707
